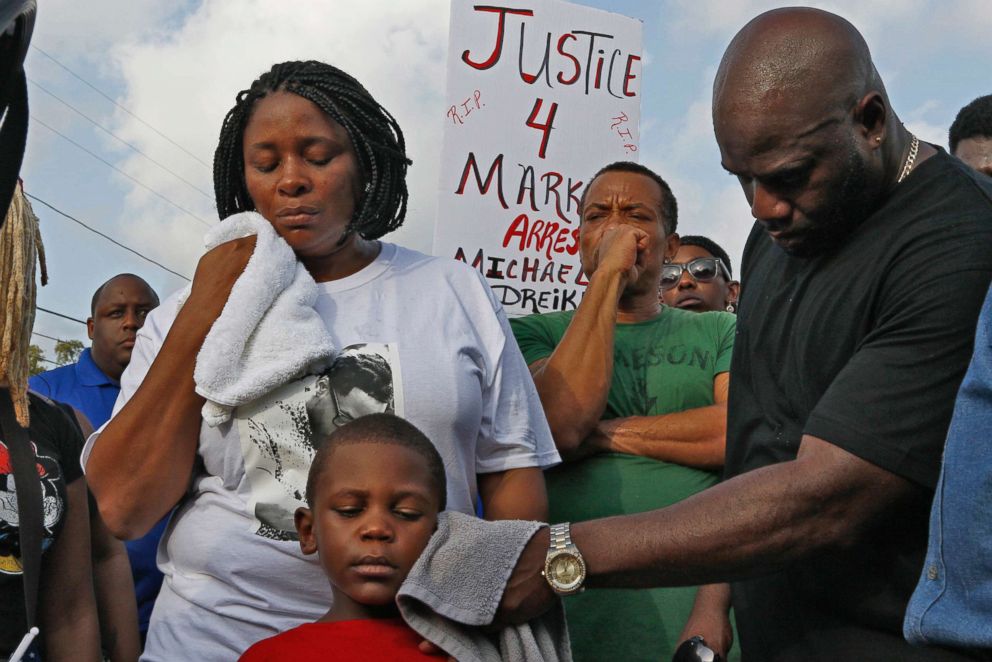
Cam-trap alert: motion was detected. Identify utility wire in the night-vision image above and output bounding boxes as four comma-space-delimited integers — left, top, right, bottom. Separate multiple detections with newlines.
37, 306, 87, 325
32, 116, 213, 229
32, 331, 61, 342
32, 332, 86, 351
32, 331, 74, 343
28, 77, 215, 202
26, 193, 192, 282
30, 45, 213, 170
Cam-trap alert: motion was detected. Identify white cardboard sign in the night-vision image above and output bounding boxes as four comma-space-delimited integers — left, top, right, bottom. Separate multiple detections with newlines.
433, 1, 643, 316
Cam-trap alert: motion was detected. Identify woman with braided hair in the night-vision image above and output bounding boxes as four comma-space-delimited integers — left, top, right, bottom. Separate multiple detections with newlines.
84, 61, 558, 660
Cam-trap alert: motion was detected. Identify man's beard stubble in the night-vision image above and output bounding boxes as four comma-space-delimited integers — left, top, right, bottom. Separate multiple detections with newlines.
780, 143, 882, 259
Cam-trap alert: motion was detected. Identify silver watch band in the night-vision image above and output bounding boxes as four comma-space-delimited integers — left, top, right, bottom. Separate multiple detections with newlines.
549, 522, 573, 550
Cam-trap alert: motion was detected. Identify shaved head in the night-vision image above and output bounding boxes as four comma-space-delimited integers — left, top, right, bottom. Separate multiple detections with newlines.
712, 8, 908, 258
714, 7, 882, 123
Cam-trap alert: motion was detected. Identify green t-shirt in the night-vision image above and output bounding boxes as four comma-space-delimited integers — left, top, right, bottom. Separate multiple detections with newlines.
511, 307, 738, 662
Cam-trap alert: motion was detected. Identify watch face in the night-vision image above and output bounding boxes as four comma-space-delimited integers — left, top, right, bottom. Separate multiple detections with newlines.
548, 552, 584, 590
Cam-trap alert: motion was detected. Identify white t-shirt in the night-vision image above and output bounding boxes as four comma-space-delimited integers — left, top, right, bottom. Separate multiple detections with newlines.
83, 243, 559, 661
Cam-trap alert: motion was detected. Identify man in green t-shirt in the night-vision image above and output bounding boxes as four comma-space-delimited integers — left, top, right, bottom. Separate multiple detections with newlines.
510, 161, 737, 662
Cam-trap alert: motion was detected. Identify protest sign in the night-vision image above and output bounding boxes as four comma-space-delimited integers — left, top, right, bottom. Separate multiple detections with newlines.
433, 1, 643, 316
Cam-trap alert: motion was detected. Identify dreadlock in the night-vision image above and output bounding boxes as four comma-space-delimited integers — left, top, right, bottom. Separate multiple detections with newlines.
213, 60, 411, 240
0, 181, 47, 426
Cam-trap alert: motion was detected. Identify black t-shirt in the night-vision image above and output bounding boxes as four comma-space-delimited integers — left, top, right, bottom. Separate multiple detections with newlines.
0, 391, 85, 655
726, 150, 992, 661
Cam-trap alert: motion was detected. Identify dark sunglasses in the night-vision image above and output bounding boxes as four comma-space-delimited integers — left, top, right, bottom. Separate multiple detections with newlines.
660, 258, 731, 291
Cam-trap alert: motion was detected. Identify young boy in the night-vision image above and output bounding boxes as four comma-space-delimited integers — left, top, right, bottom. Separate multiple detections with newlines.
239, 413, 446, 661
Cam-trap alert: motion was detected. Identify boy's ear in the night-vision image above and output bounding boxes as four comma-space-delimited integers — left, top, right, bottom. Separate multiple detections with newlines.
295, 507, 317, 555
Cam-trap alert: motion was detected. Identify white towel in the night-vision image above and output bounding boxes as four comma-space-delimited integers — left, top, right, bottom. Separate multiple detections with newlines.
189, 211, 336, 426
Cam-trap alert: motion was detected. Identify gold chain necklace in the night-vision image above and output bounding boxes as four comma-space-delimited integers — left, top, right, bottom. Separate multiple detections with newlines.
897, 134, 919, 183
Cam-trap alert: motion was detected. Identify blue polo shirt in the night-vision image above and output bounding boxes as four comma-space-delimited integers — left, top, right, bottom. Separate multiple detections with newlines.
30, 348, 166, 636
30, 348, 119, 427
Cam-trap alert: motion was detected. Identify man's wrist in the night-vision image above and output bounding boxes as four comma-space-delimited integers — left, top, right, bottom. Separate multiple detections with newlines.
588, 263, 627, 286
543, 522, 587, 595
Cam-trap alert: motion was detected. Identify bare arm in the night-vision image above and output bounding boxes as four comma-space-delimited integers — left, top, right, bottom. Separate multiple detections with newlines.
40, 479, 101, 662
89, 514, 140, 662
529, 227, 645, 458
590, 372, 730, 469
497, 434, 926, 622
677, 583, 733, 659
72, 409, 140, 661
478, 467, 549, 521
87, 237, 255, 539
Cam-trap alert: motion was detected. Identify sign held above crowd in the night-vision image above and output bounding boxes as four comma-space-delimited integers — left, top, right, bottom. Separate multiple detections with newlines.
433, 0, 643, 316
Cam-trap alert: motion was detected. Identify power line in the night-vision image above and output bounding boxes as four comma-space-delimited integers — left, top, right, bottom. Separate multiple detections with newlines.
26, 193, 192, 282
32, 331, 85, 345
32, 331, 72, 343
30, 45, 213, 170
32, 116, 213, 229
28, 77, 215, 202
37, 306, 87, 325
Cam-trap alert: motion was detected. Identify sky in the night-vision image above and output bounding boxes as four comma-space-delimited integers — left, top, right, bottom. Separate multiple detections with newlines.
22, 0, 992, 359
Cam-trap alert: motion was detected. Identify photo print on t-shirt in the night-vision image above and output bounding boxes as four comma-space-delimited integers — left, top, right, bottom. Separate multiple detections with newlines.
237, 343, 404, 541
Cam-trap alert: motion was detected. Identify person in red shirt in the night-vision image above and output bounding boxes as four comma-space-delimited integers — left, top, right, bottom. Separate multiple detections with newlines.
239, 414, 445, 661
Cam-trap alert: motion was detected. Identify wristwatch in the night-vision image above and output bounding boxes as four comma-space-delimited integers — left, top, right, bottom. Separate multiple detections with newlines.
542, 522, 586, 595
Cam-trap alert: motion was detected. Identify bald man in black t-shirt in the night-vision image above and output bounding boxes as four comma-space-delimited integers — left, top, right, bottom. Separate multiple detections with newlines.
488, 8, 992, 662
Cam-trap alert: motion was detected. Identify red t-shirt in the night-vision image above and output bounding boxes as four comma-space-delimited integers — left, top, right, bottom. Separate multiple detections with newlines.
239, 618, 436, 661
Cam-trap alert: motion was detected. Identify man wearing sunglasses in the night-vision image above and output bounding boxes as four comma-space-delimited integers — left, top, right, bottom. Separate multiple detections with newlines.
660, 236, 740, 314
493, 8, 992, 662
510, 161, 737, 660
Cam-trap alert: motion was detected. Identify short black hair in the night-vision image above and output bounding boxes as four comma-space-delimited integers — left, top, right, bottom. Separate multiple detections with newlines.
90, 273, 159, 316
305, 413, 447, 512
324, 351, 393, 404
949, 94, 992, 154
678, 235, 734, 278
578, 161, 678, 234
214, 60, 412, 240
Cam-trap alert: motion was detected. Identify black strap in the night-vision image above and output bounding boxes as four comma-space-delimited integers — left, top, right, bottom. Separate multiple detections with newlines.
0, 67, 28, 224
0, 3, 35, 230
0, 391, 43, 629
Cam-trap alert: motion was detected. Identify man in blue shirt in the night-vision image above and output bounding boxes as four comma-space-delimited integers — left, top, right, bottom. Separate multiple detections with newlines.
32, 273, 160, 415
903, 102, 992, 652
904, 285, 992, 652
31, 273, 162, 643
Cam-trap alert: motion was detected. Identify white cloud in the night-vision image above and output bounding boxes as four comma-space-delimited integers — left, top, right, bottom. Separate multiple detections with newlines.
904, 99, 949, 148
33, 0, 184, 65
